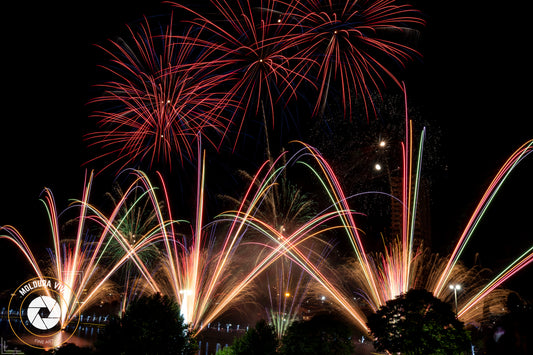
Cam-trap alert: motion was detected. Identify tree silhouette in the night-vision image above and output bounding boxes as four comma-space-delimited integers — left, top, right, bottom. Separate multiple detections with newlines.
96, 293, 196, 354
279, 313, 354, 355
367, 289, 470, 355
229, 319, 278, 355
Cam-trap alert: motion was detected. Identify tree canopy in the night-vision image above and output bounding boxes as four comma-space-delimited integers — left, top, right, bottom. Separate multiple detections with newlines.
228, 319, 278, 355
96, 293, 196, 355
367, 289, 470, 355
279, 313, 354, 355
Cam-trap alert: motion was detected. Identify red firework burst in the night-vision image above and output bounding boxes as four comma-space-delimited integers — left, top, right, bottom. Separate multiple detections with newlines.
87, 16, 237, 172
169, 0, 315, 136
276, 0, 425, 117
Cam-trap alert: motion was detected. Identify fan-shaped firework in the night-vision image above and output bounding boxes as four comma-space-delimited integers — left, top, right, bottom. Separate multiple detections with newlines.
263, 242, 334, 338
220, 148, 332, 338
2, 135, 531, 336
87, 16, 237, 171
0, 171, 167, 329
309, 114, 533, 329
277, 0, 424, 117
341, 240, 514, 324
152, 145, 355, 333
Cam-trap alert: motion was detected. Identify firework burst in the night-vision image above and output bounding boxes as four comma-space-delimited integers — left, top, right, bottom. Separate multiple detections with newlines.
277, 0, 424, 117
263, 242, 334, 338
87, 15, 237, 171
169, 0, 315, 141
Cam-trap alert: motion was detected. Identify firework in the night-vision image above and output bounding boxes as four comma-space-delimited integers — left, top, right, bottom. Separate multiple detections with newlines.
88, 0, 424, 167
3, 126, 530, 338
276, 0, 424, 117
2, 146, 366, 333
169, 0, 315, 142
87, 15, 237, 171
100, 179, 165, 314
253, 89, 531, 332
433, 139, 533, 297
221, 154, 334, 337
0, 225, 44, 279
213, 143, 380, 332
0, 171, 171, 328
328, 108, 533, 327
342, 240, 514, 325
263, 242, 334, 338
151, 139, 379, 333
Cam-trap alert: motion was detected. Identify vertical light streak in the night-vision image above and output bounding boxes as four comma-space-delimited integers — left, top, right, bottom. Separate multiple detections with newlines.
406, 127, 425, 293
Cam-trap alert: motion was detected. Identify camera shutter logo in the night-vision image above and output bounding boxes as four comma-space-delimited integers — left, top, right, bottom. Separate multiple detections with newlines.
8, 277, 80, 350
26, 295, 62, 330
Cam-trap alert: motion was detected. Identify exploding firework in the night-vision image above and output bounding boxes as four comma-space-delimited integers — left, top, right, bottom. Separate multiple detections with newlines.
220, 151, 334, 337
263, 242, 335, 338
149, 137, 389, 334
150, 145, 326, 332
88, 0, 424, 168
276, 0, 425, 117
341, 240, 513, 325
169, 0, 315, 144
87, 15, 237, 171
1, 144, 359, 335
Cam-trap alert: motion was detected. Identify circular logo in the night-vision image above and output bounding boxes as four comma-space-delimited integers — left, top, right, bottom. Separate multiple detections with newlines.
8, 277, 80, 350
27, 295, 62, 330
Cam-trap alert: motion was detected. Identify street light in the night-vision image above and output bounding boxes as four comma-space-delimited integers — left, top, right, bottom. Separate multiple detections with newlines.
449, 284, 461, 315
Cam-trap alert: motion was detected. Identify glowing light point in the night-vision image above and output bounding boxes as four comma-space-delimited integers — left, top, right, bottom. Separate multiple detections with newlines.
449, 284, 461, 315
179, 289, 194, 324
374, 163, 382, 171
379, 140, 386, 148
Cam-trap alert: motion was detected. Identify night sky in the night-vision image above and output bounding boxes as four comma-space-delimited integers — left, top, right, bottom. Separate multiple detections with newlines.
1, 0, 532, 301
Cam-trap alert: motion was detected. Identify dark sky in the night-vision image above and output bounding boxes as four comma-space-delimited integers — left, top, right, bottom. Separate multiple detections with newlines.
1, 0, 532, 300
